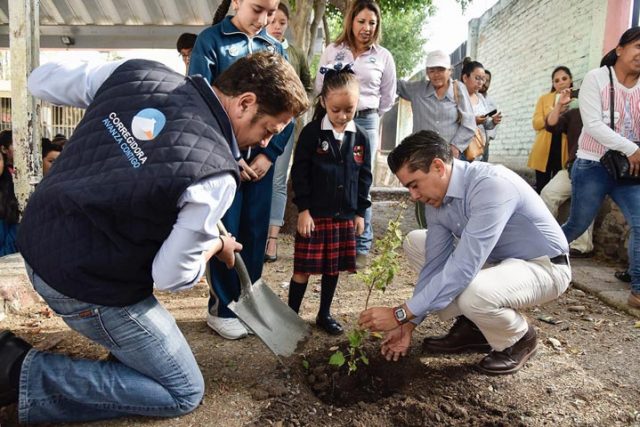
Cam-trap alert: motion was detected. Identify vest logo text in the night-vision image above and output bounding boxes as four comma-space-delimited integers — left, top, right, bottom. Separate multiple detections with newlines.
102, 112, 151, 169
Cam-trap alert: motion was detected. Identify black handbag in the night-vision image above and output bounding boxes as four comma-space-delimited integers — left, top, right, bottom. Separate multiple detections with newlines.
599, 67, 640, 183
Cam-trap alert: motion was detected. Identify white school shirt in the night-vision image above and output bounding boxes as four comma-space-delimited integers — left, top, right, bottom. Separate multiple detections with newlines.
27, 60, 237, 292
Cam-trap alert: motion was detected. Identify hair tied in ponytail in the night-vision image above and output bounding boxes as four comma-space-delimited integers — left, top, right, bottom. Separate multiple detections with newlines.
319, 62, 355, 77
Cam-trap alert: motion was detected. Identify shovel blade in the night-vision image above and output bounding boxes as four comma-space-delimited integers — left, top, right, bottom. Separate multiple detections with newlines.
228, 279, 310, 356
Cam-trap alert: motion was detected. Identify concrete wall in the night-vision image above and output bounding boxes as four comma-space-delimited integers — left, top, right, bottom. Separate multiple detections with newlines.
467, 0, 609, 171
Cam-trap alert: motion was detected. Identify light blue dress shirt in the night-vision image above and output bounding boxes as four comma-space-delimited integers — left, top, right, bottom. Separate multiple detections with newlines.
408, 159, 569, 320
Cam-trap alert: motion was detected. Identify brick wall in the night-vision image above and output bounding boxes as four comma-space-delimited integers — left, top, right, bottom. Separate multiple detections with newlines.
466, 0, 633, 261
467, 0, 608, 171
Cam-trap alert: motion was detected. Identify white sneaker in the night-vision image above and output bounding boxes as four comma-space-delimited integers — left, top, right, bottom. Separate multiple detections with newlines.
207, 314, 248, 340
239, 319, 255, 335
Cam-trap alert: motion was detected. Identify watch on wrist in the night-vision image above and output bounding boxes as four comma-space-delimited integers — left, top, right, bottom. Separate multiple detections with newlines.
393, 306, 408, 325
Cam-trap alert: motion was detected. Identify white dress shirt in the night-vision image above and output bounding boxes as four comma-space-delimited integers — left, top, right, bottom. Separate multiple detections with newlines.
28, 60, 237, 291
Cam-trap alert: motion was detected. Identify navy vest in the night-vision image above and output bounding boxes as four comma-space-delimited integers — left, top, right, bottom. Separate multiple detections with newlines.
18, 59, 240, 306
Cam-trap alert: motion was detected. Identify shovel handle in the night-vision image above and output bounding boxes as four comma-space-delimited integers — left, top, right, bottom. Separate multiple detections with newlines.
217, 221, 253, 294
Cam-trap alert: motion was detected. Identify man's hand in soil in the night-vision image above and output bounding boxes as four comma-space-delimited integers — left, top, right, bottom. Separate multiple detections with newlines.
381, 323, 415, 361
359, 305, 414, 332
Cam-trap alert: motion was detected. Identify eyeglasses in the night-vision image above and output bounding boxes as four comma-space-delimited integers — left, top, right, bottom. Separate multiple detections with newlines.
473, 76, 486, 83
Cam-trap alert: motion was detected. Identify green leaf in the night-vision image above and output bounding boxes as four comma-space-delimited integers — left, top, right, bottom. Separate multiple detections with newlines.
302, 359, 310, 370
361, 355, 369, 365
329, 351, 346, 367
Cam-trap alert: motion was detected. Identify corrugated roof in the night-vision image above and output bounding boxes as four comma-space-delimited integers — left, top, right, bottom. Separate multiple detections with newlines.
0, 0, 222, 49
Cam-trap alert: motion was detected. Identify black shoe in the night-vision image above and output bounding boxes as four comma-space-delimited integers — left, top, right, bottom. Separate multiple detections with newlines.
264, 237, 278, 263
316, 315, 344, 335
477, 325, 537, 375
615, 270, 632, 283
0, 331, 32, 406
569, 249, 594, 259
422, 316, 492, 354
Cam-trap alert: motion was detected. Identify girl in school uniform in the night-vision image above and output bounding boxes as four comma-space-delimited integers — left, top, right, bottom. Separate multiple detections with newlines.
289, 64, 373, 335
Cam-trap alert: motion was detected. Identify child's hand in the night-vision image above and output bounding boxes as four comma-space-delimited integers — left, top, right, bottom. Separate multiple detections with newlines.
297, 210, 315, 237
238, 158, 258, 182
249, 154, 273, 181
354, 215, 364, 236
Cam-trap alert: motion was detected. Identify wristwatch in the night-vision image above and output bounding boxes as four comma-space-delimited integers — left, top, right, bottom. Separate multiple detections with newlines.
393, 306, 408, 325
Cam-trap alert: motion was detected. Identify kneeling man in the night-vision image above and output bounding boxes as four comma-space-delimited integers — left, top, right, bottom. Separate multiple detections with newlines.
0, 52, 308, 423
359, 130, 571, 374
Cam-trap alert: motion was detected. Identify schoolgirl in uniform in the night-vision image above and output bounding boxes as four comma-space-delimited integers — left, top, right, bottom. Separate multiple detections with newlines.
289, 64, 373, 334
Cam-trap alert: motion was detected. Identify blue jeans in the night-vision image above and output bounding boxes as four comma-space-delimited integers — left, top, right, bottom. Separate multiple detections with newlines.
269, 131, 295, 227
19, 264, 204, 424
562, 159, 640, 293
354, 112, 379, 255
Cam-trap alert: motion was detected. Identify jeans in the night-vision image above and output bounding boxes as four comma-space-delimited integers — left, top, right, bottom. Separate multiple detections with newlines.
540, 169, 594, 253
354, 112, 379, 255
19, 264, 204, 424
269, 131, 295, 227
562, 159, 640, 293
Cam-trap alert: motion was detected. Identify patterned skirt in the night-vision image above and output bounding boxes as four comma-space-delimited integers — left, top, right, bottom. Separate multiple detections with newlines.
294, 217, 356, 275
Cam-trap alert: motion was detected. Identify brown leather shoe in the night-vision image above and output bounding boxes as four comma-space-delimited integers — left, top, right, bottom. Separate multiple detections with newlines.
477, 325, 537, 375
629, 292, 640, 308
422, 316, 491, 354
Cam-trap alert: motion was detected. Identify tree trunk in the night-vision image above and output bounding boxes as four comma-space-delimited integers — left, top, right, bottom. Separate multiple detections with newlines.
305, 0, 326, 60
289, 0, 315, 55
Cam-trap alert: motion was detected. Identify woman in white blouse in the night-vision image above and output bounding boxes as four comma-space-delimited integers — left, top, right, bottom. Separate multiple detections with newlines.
461, 59, 502, 162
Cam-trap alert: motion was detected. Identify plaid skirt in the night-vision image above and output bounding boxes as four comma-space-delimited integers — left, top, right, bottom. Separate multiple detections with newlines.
294, 217, 356, 275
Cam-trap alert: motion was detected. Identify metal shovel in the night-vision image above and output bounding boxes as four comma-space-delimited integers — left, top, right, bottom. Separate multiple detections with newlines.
206, 222, 310, 357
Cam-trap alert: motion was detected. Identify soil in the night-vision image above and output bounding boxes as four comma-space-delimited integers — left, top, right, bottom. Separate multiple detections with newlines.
2, 219, 640, 426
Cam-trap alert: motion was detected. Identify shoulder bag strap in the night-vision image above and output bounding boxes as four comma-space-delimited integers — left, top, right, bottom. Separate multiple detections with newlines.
451, 80, 462, 124
608, 66, 615, 131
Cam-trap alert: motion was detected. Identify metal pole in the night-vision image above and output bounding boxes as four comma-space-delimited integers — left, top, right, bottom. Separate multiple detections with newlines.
9, 0, 40, 212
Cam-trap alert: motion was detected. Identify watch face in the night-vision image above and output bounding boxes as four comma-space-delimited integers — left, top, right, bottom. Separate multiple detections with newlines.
394, 307, 407, 322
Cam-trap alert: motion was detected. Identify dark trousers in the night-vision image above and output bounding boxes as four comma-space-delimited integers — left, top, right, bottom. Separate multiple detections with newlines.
208, 166, 275, 318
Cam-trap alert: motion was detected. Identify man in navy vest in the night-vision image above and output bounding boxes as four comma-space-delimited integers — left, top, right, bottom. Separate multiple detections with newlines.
0, 52, 308, 424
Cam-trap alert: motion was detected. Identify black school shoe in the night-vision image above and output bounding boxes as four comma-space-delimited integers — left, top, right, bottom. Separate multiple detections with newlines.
615, 270, 632, 283
316, 315, 344, 335
0, 331, 32, 406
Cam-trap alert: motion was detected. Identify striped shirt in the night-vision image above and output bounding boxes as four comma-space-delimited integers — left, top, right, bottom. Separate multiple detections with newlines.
397, 78, 477, 151
409, 159, 568, 319
577, 66, 640, 161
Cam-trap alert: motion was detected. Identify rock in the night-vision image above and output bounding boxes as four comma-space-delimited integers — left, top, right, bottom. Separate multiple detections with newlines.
548, 337, 562, 348
568, 305, 587, 312
251, 388, 270, 401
